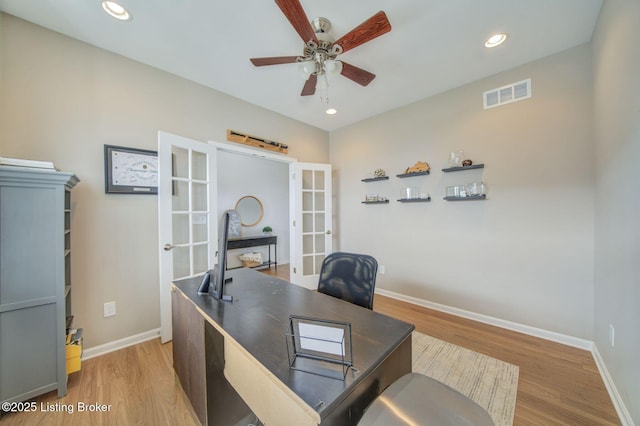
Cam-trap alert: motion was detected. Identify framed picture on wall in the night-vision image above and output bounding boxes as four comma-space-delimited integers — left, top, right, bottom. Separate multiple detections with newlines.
104, 145, 158, 194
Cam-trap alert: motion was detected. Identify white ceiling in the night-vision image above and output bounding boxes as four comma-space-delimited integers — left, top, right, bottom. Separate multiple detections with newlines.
0, 0, 603, 131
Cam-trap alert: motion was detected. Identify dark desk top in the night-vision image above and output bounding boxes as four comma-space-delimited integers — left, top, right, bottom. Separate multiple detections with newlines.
173, 268, 414, 422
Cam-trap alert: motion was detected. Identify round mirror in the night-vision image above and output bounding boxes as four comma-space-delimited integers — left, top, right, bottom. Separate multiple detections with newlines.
235, 196, 264, 227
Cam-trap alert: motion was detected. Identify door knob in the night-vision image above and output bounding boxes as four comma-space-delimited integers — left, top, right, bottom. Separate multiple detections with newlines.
163, 244, 174, 251
326, 230, 332, 235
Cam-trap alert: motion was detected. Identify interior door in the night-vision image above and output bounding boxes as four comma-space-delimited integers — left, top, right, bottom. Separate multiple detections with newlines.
290, 162, 332, 289
158, 131, 217, 343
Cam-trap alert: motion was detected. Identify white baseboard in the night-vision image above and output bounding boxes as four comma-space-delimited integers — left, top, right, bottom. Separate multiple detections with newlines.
81, 328, 161, 361
375, 288, 593, 350
376, 288, 634, 425
592, 344, 635, 426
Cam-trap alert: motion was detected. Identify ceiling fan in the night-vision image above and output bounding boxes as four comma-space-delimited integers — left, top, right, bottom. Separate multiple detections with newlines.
250, 0, 391, 97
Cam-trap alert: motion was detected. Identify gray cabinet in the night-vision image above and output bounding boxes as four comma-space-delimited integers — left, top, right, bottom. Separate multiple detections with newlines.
0, 166, 79, 403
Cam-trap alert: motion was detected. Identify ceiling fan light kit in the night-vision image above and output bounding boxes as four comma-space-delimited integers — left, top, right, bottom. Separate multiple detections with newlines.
250, 0, 391, 102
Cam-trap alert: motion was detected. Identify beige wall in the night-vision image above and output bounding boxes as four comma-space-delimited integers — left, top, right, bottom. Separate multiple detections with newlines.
0, 14, 329, 347
331, 44, 595, 339
592, 0, 640, 422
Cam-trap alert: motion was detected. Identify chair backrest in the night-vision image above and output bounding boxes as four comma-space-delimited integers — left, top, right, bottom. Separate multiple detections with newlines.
317, 252, 378, 310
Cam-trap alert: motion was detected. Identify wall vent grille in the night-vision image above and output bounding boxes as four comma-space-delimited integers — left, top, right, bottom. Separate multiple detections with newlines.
483, 78, 531, 109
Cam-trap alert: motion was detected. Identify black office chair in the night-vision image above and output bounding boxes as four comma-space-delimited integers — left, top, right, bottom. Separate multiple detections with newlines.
317, 252, 378, 310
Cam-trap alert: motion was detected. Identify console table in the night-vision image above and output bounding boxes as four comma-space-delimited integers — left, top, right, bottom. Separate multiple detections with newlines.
171, 268, 414, 425
227, 235, 277, 270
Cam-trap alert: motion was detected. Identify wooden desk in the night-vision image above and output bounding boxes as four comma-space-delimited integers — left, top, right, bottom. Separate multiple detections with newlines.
227, 235, 277, 270
172, 268, 414, 425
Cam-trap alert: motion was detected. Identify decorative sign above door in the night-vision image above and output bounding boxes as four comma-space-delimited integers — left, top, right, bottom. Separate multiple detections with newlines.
226, 129, 288, 154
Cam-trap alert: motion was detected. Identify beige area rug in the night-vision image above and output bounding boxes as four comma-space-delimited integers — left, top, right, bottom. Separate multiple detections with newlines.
412, 331, 519, 426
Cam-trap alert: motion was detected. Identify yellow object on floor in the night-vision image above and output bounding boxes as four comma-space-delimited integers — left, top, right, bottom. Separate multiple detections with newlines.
66, 328, 83, 374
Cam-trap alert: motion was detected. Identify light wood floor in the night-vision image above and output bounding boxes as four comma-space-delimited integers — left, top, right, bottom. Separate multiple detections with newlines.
1, 266, 619, 425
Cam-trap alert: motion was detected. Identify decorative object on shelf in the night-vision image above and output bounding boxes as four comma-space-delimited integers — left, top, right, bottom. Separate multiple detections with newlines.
226, 129, 288, 154
365, 194, 387, 202
262, 225, 273, 235
373, 168, 386, 178
400, 187, 419, 200
104, 144, 158, 194
462, 159, 473, 167
444, 182, 486, 201
403, 161, 430, 174
363, 194, 388, 204
448, 149, 465, 167
466, 182, 485, 196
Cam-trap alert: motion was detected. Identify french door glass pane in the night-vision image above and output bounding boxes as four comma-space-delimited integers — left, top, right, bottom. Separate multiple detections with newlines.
192, 151, 207, 180
314, 213, 324, 232
303, 213, 313, 232
314, 192, 324, 210
192, 182, 208, 211
314, 171, 325, 189
193, 213, 208, 243
303, 235, 313, 253
172, 214, 189, 245
172, 146, 189, 178
302, 191, 313, 211
173, 181, 189, 211
315, 234, 325, 252
303, 255, 313, 275
302, 170, 313, 190
193, 244, 209, 274
173, 246, 190, 279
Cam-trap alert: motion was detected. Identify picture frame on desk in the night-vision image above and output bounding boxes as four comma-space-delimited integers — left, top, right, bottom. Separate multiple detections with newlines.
104, 144, 158, 194
286, 315, 353, 380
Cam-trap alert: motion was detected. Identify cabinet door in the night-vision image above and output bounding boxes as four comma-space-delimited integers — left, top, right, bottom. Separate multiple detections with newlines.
0, 305, 58, 402
0, 183, 62, 402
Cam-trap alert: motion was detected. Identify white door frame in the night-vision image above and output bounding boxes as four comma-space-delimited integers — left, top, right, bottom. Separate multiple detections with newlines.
208, 140, 298, 279
159, 138, 332, 342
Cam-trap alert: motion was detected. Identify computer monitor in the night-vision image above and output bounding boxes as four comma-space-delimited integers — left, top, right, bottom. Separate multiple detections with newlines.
197, 210, 236, 302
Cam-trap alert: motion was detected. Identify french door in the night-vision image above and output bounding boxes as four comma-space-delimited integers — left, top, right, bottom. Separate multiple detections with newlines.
290, 162, 333, 289
158, 132, 217, 343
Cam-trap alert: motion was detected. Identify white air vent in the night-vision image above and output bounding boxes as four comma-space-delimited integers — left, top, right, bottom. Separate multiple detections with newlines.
483, 78, 531, 109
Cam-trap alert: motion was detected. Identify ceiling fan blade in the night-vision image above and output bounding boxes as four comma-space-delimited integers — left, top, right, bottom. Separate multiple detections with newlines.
250, 56, 299, 66
333, 11, 391, 54
340, 62, 376, 86
301, 74, 317, 96
274, 0, 318, 44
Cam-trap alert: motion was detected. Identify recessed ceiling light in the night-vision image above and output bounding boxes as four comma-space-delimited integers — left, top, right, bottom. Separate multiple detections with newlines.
484, 33, 507, 48
101, 1, 132, 21
326, 108, 337, 115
